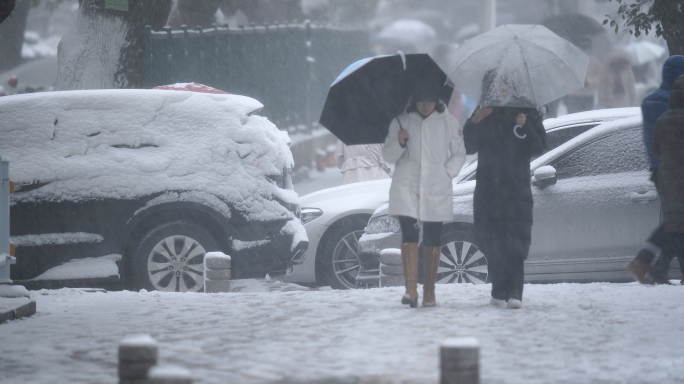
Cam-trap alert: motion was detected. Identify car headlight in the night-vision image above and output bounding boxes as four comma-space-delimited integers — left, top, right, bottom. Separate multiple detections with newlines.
300, 208, 323, 224
365, 214, 400, 234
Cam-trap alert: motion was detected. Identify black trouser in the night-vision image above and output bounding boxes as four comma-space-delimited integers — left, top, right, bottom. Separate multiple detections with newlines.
398, 216, 442, 247
635, 220, 684, 275
489, 254, 525, 301
483, 235, 525, 301
653, 230, 684, 273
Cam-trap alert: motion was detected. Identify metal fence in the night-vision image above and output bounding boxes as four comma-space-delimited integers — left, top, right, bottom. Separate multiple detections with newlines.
0, 156, 13, 285
144, 23, 370, 133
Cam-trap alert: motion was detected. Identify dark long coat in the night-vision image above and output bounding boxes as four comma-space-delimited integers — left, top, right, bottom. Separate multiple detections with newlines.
652, 76, 684, 233
463, 107, 547, 261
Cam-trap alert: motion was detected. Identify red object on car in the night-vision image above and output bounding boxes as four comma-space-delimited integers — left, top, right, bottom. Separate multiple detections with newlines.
153, 82, 230, 94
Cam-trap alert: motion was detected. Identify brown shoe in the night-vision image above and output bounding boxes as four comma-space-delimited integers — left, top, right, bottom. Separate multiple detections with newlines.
627, 259, 651, 284
422, 246, 441, 307
649, 265, 673, 285
400, 242, 419, 307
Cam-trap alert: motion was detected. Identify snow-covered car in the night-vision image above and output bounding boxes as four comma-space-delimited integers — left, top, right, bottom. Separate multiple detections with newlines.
283, 108, 642, 289
358, 111, 680, 286
1, 90, 308, 292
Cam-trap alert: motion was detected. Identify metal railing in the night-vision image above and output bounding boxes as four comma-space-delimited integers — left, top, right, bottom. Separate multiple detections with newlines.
144, 22, 370, 133
0, 156, 14, 285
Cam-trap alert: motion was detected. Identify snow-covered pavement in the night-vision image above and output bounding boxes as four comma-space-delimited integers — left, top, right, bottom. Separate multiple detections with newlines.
1, 281, 683, 384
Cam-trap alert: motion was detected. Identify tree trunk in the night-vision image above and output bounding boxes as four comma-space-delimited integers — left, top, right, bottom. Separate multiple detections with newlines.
0, 0, 16, 24
656, 0, 684, 56
0, 0, 30, 73
55, 0, 171, 90
665, 38, 684, 56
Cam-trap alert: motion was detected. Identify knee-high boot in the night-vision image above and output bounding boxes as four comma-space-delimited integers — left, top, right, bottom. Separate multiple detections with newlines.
401, 242, 419, 307
422, 246, 441, 307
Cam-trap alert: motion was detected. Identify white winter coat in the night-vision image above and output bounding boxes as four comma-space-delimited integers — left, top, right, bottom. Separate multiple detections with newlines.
335, 141, 390, 185
383, 110, 466, 222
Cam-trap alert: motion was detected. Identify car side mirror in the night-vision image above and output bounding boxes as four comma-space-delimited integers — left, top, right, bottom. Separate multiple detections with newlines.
532, 165, 557, 189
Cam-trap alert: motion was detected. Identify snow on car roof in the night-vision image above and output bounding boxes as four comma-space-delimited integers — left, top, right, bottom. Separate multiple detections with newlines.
0, 89, 297, 222
543, 107, 640, 130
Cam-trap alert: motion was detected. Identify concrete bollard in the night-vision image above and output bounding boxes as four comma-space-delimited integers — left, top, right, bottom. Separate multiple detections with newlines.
440, 338, 480, 384
148, 365, 193, 384
379, 248, 404, 287
204, 252, 231, 293
119, 334, 158, 384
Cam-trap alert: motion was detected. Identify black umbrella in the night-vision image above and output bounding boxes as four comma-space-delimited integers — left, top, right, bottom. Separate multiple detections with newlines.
542, 13, 605, 48
319, 53, 453, 145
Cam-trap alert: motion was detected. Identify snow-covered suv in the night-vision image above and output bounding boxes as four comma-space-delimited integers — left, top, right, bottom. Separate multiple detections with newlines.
0, 89, 307, 292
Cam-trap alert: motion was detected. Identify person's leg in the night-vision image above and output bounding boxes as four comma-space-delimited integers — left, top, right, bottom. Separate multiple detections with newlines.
487, 237, 508, 303
398, 216, 420, 307
422, 221, 443, 307
629, 224, 667, 283
650, 230, 679, 285
507, 256, 525, 308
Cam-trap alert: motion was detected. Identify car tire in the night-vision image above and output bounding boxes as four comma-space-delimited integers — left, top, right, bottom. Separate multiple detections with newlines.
419, 226, 489, 285
317, 215, 370, 290
131, 221, 220, 292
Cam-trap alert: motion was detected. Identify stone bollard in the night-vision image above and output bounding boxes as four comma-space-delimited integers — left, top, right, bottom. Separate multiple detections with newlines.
204, 252, 231, 293
379, 248, 404, 287
148, 365, 193, 384
440, 338, 480, 384
119, 334, 158, 384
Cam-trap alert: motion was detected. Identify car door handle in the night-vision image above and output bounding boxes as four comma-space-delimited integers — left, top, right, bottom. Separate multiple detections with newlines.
630, 191, 658, 204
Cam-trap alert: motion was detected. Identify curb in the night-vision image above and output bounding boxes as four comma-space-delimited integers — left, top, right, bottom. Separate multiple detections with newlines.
0, 299, 36, 324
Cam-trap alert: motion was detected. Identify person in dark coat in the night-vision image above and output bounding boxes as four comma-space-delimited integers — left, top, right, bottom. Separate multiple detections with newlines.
648, 75, 684, 284
463, 80, 547, 309
627, 55, 684, 284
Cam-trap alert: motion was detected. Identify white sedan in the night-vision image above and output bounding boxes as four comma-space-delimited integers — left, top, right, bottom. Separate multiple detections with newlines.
282, 108, 642, 289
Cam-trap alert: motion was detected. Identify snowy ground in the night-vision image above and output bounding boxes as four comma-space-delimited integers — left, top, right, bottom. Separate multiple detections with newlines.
1, 281, 683, 384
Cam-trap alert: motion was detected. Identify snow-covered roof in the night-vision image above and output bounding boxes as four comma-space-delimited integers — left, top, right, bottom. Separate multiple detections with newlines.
0, 89, 298, 222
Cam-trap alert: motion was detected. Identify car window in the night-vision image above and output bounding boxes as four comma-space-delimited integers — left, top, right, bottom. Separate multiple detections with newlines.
552, 128, 649, 180
531, 124, 597, 161
459, 123, 598, 183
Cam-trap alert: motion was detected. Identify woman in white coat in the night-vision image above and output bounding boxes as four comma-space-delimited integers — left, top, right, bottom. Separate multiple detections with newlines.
335, 141, 391, 185
383, 84, 467, 307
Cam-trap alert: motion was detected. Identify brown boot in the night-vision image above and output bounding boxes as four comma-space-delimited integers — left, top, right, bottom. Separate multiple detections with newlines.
400, 242, 419, 307
627, 259, 651, 284
422, 246, 441, 307
649, 265, 673, 285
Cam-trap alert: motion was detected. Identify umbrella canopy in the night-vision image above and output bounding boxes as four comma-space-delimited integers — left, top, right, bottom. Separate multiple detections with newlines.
448, 24, 590, 108
152, 82, 229, 94
320, 53, 453, 145
375, 19, 438, 49
624, 41, 667, 66
542, 13, 604, 48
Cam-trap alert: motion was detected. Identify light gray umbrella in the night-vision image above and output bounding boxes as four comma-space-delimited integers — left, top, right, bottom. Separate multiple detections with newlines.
624, 41, 666, 66
448, 24, 590, 108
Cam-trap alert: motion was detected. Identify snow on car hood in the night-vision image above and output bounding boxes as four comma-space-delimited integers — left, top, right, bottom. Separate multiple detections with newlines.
0, 89, 298, 222
299, 178, 392, 207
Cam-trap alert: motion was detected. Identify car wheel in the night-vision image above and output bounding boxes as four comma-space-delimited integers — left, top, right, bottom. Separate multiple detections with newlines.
132, 221, 219, 292
434, 226, 489, 284
317, 215, 370, 290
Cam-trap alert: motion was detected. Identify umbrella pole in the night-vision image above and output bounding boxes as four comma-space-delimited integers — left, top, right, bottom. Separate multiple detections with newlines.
479, 0, 496, 33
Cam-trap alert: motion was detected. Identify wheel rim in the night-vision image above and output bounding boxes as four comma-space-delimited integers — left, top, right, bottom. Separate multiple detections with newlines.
331, 230, 363, 289
147, 235, 206, 292
436, 240, 488, 284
